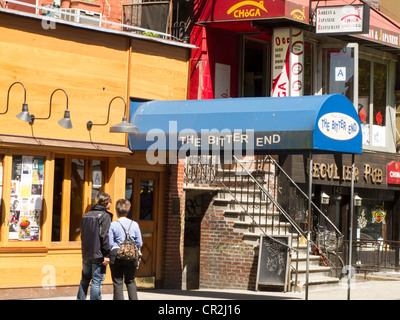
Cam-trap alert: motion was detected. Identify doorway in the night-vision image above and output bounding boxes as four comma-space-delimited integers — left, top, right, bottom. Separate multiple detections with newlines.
125, 171, 159, 280
322, 43, 358, 106
242, 38, 270, 97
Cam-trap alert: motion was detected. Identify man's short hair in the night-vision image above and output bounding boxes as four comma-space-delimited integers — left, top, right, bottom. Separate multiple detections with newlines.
96, 192, 111, 207
115, 199, 131, 216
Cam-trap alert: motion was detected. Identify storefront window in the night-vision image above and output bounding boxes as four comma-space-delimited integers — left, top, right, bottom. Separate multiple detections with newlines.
9, 155, 44, 241
52, 158, 64, 242
70, 158, 85, 241
373, 62, 387, 126
91, 160, 106, 204
357, 200, 388, 241
358, 56, 388, 148
303, 42, 314, 96
140, 179, 154, 220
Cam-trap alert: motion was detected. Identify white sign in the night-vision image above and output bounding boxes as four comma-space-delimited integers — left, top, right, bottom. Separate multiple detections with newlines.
318, 112, 360, 141
316, 4, 369, 35
272, 28, 290, 97
335, 67, 346, 81
290, 29, 304, 96
272, 28, 304, 97
215, 63, 231, 99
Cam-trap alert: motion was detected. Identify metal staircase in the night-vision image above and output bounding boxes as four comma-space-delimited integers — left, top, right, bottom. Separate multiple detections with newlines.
184, 154, 344, 292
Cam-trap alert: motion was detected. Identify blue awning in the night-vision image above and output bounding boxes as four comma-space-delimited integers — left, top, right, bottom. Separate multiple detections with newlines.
128, 94, 362, 154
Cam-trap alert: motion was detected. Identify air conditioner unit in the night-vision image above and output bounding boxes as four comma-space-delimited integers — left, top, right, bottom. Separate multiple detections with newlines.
59, 8, 102, 27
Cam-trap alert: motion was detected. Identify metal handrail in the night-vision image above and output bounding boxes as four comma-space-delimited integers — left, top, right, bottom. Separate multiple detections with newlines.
215, 172, 296, 252
184, 154, 343, 274
266, 155, 343, 237
231, 155, 341, 270
233, 155, 306, 238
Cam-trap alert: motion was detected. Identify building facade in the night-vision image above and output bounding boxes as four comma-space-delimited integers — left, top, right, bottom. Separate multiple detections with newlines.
176, 0, 400, 291
3, 0, 400, 297
0, 4, 192, 298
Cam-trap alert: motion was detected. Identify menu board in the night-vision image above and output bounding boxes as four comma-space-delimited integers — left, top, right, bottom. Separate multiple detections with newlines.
9, 156, 44, 241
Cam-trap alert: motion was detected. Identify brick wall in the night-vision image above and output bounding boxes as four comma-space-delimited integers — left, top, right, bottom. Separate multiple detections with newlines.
162, 159, 186, 289
199, 199, 258, 290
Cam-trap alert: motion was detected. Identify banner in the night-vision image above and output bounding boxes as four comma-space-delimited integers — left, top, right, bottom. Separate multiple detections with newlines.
272, 28, 304, 97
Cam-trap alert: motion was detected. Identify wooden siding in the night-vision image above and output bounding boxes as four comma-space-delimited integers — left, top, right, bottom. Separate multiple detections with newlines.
130, 40, 189, 100
0, 13, 190, 147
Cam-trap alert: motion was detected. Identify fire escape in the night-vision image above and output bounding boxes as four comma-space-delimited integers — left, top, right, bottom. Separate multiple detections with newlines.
122, 0, 192, 42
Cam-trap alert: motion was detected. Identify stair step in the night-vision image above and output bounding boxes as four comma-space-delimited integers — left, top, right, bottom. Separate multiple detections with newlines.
214, 196, 270, 204
225, 211, 282, 224
296, 265, 332, 274
291, 276, 340, 292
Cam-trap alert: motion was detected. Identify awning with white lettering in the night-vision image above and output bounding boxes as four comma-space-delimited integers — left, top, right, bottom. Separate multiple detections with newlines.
128, 94, 362, 154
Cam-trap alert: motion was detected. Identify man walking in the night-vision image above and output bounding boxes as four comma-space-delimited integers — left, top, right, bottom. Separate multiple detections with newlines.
77, 192, 113, 300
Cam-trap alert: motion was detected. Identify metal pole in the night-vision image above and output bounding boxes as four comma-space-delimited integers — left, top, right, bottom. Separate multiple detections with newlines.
305, 152, 313, 300
347, 154, 355, 300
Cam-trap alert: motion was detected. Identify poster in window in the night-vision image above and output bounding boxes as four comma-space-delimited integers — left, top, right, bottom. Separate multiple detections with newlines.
9, 155, 45, 241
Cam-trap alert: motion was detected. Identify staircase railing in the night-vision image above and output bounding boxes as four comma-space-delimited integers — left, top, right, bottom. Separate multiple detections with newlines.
265, 155, 344, 276
184, 154, 345, 281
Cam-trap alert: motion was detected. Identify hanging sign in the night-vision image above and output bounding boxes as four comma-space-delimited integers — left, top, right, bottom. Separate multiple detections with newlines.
317, 112, 360, 141
315, 4, 370, 35
272, 28, 290, 97
272, 28, 304, 97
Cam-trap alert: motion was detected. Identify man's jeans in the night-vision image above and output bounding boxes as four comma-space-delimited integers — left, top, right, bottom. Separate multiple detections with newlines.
77, 258, 107, 300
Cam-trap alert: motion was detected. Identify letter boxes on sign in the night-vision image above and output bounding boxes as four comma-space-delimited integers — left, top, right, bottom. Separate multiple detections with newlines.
387, 161, 400, 185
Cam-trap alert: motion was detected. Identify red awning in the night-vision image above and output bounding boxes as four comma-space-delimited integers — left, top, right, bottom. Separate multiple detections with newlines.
196, 0, 400, 51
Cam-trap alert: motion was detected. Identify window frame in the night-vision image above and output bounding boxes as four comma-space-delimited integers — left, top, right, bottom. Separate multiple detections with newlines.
0, 150, 51, 248
359, 51, 396, 153
49, 155, 109, 246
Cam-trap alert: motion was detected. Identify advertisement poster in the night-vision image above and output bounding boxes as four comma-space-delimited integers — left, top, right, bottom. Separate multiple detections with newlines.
272, 28, 290, 97
272, 28, 304, 97
9, 156, 44, 241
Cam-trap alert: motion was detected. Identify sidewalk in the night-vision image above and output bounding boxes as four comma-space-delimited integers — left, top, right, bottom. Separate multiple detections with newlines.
30, 278, 400, 300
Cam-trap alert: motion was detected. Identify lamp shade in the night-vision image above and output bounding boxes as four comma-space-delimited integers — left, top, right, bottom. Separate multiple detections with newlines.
16, 103, 31, 122
58, 109, 73, 129
109, 117, 139, 133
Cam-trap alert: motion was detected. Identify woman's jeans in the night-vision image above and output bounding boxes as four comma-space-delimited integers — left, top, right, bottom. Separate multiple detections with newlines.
110, 258, 139, 300
77, 258, 107, 300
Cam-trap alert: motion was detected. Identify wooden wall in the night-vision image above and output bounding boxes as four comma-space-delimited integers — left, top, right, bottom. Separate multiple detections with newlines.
0, 12, 190, 296
130, 40, 189, 100
0, 13, 189, 145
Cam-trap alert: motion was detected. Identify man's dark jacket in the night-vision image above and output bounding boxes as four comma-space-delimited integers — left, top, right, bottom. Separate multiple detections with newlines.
81, 204, 113, 260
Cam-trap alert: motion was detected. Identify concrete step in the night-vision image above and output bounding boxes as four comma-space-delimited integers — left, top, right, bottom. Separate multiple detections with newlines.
291, 275, 341, 292
291, 253, 325, 268
233, 220, 293, 235
224, 209, 281, 223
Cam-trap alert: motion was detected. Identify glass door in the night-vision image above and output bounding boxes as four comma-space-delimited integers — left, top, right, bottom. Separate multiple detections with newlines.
322, 43, 359, 108
126, 171, 159, 278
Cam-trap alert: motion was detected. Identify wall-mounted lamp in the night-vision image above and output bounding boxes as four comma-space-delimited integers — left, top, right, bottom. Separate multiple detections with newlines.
86, 96, 139, 133
321, 192, 330, 205
354, 195, 362, 207
0, 81, 31, 122
29, 88, 73, 129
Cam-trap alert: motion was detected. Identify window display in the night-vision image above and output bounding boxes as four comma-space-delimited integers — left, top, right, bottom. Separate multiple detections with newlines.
9, 155, 45, 241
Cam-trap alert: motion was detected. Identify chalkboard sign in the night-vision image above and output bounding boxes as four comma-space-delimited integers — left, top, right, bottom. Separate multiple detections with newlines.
256, 235, 291, 292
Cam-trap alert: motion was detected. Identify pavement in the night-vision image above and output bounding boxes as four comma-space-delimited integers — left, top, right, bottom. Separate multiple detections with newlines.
28, 273, 400, 300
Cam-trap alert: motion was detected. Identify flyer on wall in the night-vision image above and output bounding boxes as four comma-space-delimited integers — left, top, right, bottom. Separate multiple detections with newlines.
9, 155, 44, 241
